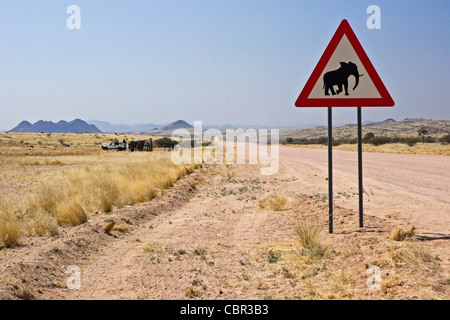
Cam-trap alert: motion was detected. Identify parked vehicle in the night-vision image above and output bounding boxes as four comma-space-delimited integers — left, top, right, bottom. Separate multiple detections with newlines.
129, 139, 153, 152
102, 140, 126, 151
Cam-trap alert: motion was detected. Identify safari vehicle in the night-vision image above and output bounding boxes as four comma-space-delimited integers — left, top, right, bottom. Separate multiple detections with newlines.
102, 141, 126, 151
129, 139, 153, 152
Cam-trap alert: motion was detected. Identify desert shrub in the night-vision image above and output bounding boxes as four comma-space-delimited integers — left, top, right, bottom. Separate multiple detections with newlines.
317, 136, 328, 145
283, 136, 341, 146
439, 134, 450, 145
363, 132, 375, 143
331, 140, 341, 146
153, 137, 178, 148
402, 137, 421, 147
267, 250, 281, 263
194, 247, 207, 256
390, 137, 403, 143
58, 138, 70, 147
336, 136, 357, 145
289, 138, 311, 145
367, 136, 391, 146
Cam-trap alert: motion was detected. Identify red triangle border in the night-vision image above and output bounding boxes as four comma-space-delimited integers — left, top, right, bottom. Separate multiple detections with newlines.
295, 19, 394, 107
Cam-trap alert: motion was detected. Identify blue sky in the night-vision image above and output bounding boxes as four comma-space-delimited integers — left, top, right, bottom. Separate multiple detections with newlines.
0, 1, 449, 130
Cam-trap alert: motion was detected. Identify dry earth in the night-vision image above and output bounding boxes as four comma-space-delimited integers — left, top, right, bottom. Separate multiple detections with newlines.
0, 146, 448, 300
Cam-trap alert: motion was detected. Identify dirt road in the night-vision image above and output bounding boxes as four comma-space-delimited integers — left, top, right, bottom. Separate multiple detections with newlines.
1, 147, 448, 300
279, 147, 450, 234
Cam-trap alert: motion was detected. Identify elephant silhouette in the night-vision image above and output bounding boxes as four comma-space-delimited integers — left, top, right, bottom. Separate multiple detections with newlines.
323, 62, 363, 96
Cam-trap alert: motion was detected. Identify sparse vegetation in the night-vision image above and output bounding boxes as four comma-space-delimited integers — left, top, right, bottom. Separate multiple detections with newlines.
281, 119, 450, 154
389, 226, 415, 241
259, 195, 287, 211
0, 131, 447, 300
0, 132, 199, 243
153, 137, 179, 148
391, 247, 427, 269
297, 222, 327, 261
0, 200, 19, 248
267, 250, 281, 263
194, 247, 207, 256
439, 134, 450, 145
417, 129, 428, 144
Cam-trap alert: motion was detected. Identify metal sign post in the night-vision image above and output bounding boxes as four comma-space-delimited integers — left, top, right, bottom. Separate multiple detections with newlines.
328, 107, 333, 234
357, 107, 364, 228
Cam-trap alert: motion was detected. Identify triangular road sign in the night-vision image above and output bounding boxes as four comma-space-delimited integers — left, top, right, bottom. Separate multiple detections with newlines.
295, 19, 394, 107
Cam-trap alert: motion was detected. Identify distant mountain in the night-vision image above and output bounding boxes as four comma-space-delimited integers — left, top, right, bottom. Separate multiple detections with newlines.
160, 120, 193, 130
9, 119, 102, 133
87, 120, 167, 133
365, 118, 397, 126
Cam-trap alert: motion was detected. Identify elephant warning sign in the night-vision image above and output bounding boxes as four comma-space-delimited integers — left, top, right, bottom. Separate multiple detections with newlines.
295, 19, 394, 107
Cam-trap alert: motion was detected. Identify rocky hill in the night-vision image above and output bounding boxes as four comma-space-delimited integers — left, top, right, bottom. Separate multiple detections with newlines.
160, 120, 193, 130
280, 118, 450, 140
9, 119, 102, 133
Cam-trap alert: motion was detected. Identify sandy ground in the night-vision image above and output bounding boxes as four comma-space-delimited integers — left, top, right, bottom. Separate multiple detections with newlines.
0, 146, 448, 300
279, 147, 450, 235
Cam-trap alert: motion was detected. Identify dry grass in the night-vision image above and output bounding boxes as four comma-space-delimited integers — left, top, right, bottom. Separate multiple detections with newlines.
0, 132, 154, 158
0, 200, 19, 248
54, 200, 88, 226
389, 226, 416, 241
296, 222, 327, 261
391, 247, 427, 269
0, 132, 199, 243
259, 195, 288, 211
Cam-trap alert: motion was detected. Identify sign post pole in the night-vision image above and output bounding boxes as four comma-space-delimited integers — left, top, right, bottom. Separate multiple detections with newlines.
357, 107, 363, 228
328, 107, 333, 234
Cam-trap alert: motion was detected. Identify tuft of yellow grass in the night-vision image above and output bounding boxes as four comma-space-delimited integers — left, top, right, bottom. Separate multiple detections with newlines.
259, 195, 288, 211
54, 200, 88, 226
389, 226, 415, 241
391, 247, 426, 269
0, 200, 19, 248
380, 272, 403, 293
297, 222, 327, 261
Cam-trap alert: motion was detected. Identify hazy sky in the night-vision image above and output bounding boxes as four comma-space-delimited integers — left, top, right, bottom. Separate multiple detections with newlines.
1, 1, 449, 131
